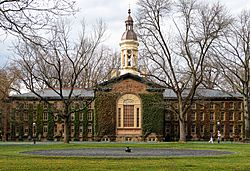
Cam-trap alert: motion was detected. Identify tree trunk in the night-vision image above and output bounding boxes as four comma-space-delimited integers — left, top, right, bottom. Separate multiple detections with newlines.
243, 96, 250, 139
63, 116, 70, 143
179, 119, 186, 142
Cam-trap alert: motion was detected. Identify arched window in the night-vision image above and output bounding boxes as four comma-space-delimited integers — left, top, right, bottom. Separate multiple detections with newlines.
127, 50, 132, 67
117, 94, 141, 128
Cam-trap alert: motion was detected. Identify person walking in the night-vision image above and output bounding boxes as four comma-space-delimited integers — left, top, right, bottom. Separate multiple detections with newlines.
217, 131, 221, 144
209, 135, 213, 143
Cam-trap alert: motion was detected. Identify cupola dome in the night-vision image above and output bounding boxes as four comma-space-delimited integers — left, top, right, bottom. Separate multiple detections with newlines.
121, 9, 137, 41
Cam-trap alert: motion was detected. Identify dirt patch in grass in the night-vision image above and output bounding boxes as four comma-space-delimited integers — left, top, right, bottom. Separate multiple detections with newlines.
22, 148, 234, 157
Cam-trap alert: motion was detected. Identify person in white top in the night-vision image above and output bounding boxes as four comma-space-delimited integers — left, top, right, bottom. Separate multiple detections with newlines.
217, 131, 221, 144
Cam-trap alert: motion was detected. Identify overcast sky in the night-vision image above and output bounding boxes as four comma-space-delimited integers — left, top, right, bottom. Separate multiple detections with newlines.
1, 0, 250, 66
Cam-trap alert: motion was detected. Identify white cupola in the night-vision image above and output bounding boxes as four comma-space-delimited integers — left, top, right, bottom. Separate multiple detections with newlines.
119, 9, 140, 76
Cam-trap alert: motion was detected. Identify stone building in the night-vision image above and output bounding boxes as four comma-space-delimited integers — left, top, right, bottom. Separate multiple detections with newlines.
0, 9, 245, 142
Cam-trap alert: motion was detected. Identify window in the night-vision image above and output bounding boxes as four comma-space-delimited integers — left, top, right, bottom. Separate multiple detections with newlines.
238, 125, 242, 133
88, 124, 92, 134
71, 113, 75, 121
127, 50, 132, 66
238, 112, 242, 121
43, 125, 48, 133
221, 102, 225, 109
24, 127, 29, 134
24, 102, 28, 109
200, 125, 204, 133
24, 112, 28, 121
200, 103, 204, 109
54, 114, 58, 121
221, 112, 225, 121
16, 126, 19, 134
43, 112, 48, 121
229, 125, 234, 133
79, 126, 83, 133
200, 112, 204, 121
191, 112, 196, 121
210, 112, 214, 121
124, 105, 134, 127
87, 110, 92, 121
88, 102, 93, 110
239, 102, 243, 109
165, 125, 170, 134
33, 102, 37, 109
191, 103, 196, 110
79, 112, 83, 121
210, 103, 214, 109
229, 102, 234, 109
71, 125, 74, 134
229, 112, 234, 121
191, 124, 196, 133
221, 124, 224, 134
117, 94, 141, 129
174, 114, 178, 121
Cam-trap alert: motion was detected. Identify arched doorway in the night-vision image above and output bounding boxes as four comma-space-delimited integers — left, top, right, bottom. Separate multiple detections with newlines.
116, 94, 142, 141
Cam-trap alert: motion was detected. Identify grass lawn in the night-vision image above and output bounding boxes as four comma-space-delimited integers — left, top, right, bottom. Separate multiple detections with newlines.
0, 141, 250, 171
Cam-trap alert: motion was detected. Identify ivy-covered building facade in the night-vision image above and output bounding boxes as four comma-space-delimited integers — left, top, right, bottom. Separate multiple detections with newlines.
0, 9, 245, 142
1, 76, 245, 142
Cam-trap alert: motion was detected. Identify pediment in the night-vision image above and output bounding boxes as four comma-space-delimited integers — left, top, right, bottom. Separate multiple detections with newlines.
97, 73, 164, 94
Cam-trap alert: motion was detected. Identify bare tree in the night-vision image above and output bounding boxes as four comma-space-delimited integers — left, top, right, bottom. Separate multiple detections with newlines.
14, 20, 106, 143
78, 47, 120, 88
0, 0, 76, 41
0, 66, 21, 100
212, 10, 250, 140
136, 0, 231, 142
201, 61, 221, 89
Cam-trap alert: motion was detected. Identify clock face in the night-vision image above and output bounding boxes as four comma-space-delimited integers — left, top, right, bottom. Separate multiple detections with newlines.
127, 50, 132, 54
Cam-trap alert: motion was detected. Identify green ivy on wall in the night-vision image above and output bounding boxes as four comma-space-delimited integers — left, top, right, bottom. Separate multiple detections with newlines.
94, 92, 118, 141
81, 104, 88, 141
140, 93, 164, 139
74, 111, 79, 141
47, 106, 54, 140
28, 104, 33, 139
203, 103, 211, 140
18, 107, 24, 141
36, 104, 43, 139
10, 108, 16, 140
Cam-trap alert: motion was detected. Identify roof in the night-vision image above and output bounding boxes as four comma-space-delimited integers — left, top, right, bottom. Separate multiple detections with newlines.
98, 73, 163, 90
121, 30, 137, 41
10, 88, 94, 100
163, 88, 242, 99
